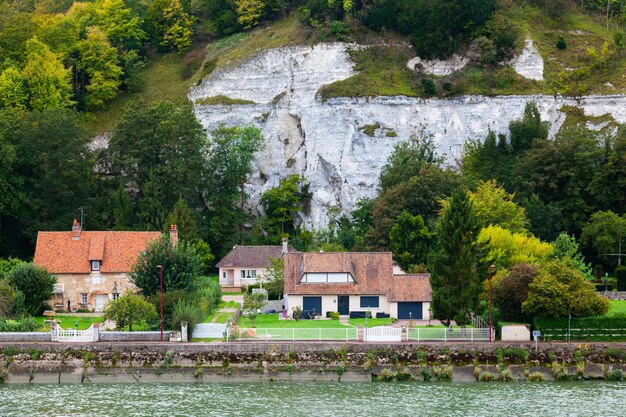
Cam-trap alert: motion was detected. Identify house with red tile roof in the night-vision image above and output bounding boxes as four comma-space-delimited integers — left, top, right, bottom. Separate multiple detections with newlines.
33, 220, 167, 312
283, 251, 432, 320
216, 238, 296, 291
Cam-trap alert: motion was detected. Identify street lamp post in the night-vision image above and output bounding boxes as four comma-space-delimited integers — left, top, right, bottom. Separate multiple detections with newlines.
157, 265, 164, 341
487, 265, 496, 343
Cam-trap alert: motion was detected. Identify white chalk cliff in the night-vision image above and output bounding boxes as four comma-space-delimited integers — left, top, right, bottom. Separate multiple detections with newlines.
190, 43, 626, 228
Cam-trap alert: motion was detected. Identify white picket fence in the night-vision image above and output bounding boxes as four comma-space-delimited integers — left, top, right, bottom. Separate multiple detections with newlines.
192, 323, 228, 339
54, 325, 99, 342
365, 326, 401, 342
228, 327, 358, 342
407, 327, 492, 342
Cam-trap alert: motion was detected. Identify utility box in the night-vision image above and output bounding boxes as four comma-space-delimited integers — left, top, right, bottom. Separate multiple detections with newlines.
501, 324, 531, 341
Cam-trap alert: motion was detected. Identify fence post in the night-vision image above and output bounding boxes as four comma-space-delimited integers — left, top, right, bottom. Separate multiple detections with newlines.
417, 328, 420, 342
444, 328, 447, 342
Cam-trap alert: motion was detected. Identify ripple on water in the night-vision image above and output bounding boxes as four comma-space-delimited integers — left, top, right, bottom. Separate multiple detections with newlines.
0, 381, 623, 417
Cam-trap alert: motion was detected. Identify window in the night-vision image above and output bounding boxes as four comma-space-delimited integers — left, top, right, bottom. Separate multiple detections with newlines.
241, 270, 257, 279
80, 293, 88, 304
360, 296, 379, 308
112, 293, 120, 301
299, 273, 355, 283
90, 260, 101, 271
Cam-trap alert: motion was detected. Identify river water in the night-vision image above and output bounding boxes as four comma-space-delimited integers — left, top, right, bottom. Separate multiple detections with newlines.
0, 381, 623, 417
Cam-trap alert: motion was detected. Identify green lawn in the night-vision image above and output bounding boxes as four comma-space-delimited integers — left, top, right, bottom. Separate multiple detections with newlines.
238, 314, 395, 328
34, 315, 103, 331
605, 300, 626, 317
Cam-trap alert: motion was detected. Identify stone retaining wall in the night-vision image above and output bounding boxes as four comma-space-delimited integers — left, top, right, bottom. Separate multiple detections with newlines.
99, 332, 173, 342
0, 341, 625, 384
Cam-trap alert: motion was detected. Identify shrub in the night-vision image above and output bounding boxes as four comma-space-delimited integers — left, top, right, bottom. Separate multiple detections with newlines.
172, 300, 204, 340
606, 368, 623, 381
556, 36, 567, 50
432, 365, 453, 381
420, 78, 437, 96
329, 311, 340, 320
478, 371, 497, 382
376, 368, 397, 381
7, 263, 56, 316
292, 306, 302, 321
499, 368, 514, 381
0, 317, 41, 332
528, 372, 544, 381
29, 349, 42, 360
1, 347, 21, 356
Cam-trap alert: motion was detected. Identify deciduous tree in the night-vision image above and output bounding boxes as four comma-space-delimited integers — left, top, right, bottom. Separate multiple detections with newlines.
103, 292, 157, 331
131, 236, 202, 295
522, 260, 610, 317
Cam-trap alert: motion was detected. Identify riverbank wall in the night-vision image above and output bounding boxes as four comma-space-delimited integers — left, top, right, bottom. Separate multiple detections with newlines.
0, 342, 624, 383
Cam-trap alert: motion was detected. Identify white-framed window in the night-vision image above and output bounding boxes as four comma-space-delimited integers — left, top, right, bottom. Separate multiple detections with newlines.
80, 293, 88, 304
90, 260, 101, 271
299, 272, 355, 283
241, 270, 257, 279
112, 293, 120, 300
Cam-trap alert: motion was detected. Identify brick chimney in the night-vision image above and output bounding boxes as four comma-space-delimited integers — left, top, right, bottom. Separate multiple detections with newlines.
282, 237, 289, 254
169, 224, 178, 248
71, 219, 81, 241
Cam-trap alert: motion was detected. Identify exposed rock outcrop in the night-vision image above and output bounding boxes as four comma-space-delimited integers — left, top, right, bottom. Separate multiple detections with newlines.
191, 43, 625, 228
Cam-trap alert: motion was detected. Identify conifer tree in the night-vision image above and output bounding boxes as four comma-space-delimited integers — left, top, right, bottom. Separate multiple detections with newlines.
429, 189, 483, 326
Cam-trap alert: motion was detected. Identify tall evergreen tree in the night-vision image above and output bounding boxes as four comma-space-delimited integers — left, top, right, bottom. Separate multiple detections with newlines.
429, 189, 483, 326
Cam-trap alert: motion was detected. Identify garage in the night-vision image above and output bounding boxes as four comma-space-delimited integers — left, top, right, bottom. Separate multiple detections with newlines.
302, 296, 322, 318
397, 302, 423, 319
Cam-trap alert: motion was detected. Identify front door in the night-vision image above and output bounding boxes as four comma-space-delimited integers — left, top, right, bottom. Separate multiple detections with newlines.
95, 295, 107, 312
338, 296, 349, 315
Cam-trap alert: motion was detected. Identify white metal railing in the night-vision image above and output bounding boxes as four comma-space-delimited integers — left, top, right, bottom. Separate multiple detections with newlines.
407, 327, 492, 342
228, 327, 358, 342
192, 323, 228, 339
469, 313, 489, 329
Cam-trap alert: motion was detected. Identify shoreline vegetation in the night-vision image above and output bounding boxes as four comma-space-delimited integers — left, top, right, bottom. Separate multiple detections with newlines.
0, 341, 624, 384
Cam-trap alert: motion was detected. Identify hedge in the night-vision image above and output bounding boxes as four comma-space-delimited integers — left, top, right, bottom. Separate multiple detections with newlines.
534, 317, 626, 341
617, 266, 626, 291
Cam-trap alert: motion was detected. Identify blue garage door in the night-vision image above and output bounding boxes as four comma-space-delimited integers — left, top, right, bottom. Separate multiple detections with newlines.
303, 296, 322, 318
397, 302, 423, 319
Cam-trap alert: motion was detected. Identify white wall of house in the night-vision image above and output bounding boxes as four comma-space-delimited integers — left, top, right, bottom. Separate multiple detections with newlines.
219, 267, 268, 287
286, 294, 392, 317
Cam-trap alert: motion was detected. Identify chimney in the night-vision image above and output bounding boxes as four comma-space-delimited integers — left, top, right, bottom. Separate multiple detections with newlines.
169, 224, 178, 248
282, 237, 289, 254
71, 219, 81, 241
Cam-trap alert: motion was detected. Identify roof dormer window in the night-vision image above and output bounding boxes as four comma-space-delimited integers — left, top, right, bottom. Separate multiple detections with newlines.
299, 272, 355, 283
90, 260, 101, 272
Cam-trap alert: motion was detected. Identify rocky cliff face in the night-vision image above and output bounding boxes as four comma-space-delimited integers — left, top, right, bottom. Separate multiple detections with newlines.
190, 43, 626, 228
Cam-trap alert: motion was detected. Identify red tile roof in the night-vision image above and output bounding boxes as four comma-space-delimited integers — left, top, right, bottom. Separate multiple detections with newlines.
216, 245, 296, 268
34, 231, 162, 273
284, 252, 431, 302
